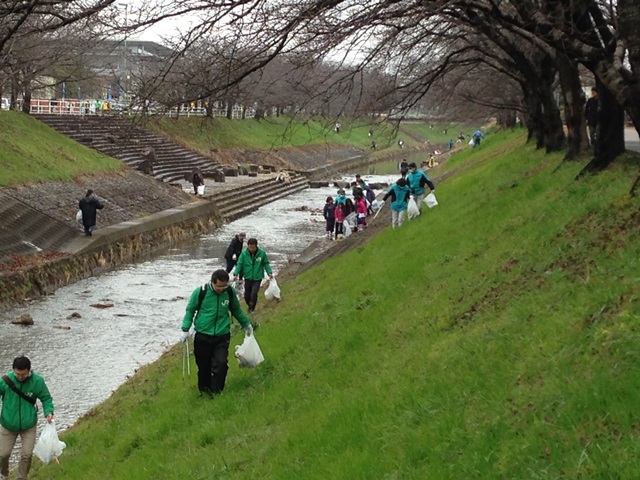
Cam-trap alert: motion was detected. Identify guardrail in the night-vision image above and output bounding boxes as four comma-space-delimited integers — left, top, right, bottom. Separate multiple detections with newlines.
28, 99, 258, 119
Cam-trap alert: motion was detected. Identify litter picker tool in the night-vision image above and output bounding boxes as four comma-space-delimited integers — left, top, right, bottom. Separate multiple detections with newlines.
182, 340, 191, 380
373, 201, 385, 220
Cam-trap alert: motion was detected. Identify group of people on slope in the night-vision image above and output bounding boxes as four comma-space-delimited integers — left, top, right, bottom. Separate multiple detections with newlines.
181, 234, 273, 397
381, 162, 436, 229
323, 174, 377, 240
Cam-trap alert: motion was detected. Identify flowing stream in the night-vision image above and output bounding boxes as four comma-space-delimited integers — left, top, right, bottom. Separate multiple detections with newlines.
1, 165, 422, 432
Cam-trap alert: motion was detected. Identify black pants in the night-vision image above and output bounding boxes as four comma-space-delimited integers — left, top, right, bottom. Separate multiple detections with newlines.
193, 332, 231, 394
244, 279, 262, 312
225, 258, 236, 273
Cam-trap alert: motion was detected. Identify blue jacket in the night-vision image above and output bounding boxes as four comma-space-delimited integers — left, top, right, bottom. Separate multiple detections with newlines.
407, 170, 433, 196
473, 130, 485, 139
383, 184, 410, 211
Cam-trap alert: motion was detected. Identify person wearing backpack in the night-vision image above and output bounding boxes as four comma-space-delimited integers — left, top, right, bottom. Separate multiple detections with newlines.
181, 269, 253, 397
232, 238, 274, 313
0, 356, 54, 480
406, 162, 435, 214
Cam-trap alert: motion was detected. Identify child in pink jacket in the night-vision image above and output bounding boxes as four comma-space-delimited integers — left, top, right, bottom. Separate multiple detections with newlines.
334, 202, 345, 238
355, 195, 368, 231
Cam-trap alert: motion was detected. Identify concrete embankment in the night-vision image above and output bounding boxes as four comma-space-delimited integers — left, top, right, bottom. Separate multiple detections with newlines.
0, 173, 308, 310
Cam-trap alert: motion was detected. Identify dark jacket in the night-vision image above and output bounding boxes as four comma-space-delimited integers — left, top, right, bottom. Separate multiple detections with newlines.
585, 97, 599, 126
224, 236, 244, 261
323, 203, 335, 221
79, 195, 104, 228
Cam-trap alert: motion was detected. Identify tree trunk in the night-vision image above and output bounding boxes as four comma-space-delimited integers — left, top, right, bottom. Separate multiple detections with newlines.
523, 90, 545, 148
21, 85, 31, 114
578, 79, 626, 175
205, 96, 213, 118
254, 101, 264, 119
557, 54, 589, 159
226, 99, 234, 119
10, 74, 19, 110
539, 90, 565, 152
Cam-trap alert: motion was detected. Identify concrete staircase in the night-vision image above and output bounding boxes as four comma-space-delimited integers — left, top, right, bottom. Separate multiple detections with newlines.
211, 173, 309, 221
0, 191, 78, 260
33, 115, 224, 183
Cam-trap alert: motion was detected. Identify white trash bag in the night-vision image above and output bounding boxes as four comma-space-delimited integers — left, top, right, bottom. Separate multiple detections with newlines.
407, 197, 420, 219
235, 332, 265, 368
469, 138, 474, 146
424, 192, 438, 209
75, 210, 82, 223
34, 422, 66, 464
345, 212, 357, 227
343, 221, 352, 237
264, 277, 281, 301
196, 184, 205, 196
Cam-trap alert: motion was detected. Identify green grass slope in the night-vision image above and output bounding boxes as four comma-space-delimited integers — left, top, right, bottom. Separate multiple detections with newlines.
147, 116, 403, 153
32, 130, 640, 479
0, 111, 123, 186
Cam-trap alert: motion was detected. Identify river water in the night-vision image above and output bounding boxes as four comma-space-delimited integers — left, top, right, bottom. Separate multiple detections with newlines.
0, 164, 423, 435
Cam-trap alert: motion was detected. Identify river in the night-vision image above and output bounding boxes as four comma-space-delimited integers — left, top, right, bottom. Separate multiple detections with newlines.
0, 165, 423, 433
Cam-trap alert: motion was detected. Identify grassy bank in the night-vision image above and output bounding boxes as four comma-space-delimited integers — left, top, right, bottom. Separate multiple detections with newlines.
0, 112, 123, 186
32, 130, 640, 479
147, 116, 418, 154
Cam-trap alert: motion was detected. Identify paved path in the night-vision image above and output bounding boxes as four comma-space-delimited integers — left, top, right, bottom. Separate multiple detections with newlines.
626, 127, 640, 153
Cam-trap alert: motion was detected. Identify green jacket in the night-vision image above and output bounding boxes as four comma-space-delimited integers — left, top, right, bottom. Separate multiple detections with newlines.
0, 371, 54, 432
182, 283, 250, 335
233, 247, 272, 281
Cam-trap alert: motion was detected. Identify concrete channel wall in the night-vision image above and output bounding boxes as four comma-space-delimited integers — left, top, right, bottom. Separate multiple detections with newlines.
0, 173, 309, 310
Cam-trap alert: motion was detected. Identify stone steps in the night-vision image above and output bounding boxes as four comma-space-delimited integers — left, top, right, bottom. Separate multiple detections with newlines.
213, 174, 309, 221
34, 114, 224, 184
0, 192, 78, 261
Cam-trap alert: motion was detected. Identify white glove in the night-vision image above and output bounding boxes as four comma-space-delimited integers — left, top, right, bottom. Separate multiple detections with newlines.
244, 324, 254, 336
379, 200, 385, 206
232, 254, 237, 260
180, 331, 189, 343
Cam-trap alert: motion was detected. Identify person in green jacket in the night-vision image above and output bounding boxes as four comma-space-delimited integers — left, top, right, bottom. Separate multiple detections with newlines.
181, 269, 253, 397
232, 238, 273, 313
0, 356, 54, 480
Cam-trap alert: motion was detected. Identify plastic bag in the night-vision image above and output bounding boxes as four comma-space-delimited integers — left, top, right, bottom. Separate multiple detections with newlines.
371, 199, 380, 212
235, 333, 265, 368
407, 198, 420, 219
424, 192, 438, 209
345, 212, 356, 227
264, 277, 281, 301
75, 210, 82, 223
197, 185, 205, 196
469, 138, 474, 146
34, 422, 66, 464
343, 221, 352, 237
